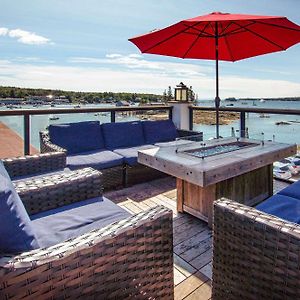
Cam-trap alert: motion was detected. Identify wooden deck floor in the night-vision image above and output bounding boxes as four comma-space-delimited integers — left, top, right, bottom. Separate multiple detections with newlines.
0, 122, 38, 158
105, 177, 289, 300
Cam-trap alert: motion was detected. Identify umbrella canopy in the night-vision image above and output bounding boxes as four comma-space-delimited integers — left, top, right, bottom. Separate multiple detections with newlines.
129, 12, 300, 138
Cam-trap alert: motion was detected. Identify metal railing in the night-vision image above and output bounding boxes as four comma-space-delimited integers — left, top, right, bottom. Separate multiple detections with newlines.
189, 106, 300, 138
0, 105, 172, 155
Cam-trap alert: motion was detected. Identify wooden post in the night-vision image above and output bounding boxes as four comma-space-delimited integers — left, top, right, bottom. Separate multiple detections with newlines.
176, 178, 184, 212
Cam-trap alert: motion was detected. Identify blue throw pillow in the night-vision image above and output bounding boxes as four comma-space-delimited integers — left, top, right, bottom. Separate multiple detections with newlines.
49, 121, 104, 154
143, 120, 178, 144
102, 121, 145, 149
0, 161, 39, 253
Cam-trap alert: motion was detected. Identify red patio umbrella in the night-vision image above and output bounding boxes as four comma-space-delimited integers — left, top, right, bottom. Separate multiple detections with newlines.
129, 12, 300, 138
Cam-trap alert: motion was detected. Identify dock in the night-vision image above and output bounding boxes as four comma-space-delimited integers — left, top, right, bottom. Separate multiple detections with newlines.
0, 122, 38, 159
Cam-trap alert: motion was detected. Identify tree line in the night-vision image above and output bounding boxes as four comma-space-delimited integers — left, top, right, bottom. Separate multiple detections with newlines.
0, 86, 165, 103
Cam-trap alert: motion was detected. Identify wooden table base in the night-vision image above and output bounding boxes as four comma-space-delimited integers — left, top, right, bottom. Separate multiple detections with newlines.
177, 164, 273, 227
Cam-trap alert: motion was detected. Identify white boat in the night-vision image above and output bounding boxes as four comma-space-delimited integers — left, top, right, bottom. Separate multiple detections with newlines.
259, 113, 270, 118
49, 115, 60, 121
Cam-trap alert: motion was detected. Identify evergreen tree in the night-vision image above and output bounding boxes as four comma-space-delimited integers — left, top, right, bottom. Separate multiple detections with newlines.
167, 86, 172, 101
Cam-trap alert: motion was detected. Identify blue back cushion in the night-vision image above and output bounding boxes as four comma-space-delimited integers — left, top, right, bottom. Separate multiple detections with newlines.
256, 194, 300, 224
0, 161, 39, 253
49, 121, 104, 154
102, 121, 145, 149
143, 120, 178, 144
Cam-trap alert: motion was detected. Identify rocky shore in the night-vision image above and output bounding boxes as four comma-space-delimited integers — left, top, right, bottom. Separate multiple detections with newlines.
137, 110, 239, 125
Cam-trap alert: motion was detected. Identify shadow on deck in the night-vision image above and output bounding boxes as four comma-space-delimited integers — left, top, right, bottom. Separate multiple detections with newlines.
105, 176, 290, 300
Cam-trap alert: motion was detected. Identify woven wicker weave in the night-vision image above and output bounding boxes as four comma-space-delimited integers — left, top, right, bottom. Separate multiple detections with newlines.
212, 198, 300, 300
2, 151, 66, 179
14, 167, 103, 215
0, 205, 174, 299
125, 163, 167, 187
40, 131, 66, 153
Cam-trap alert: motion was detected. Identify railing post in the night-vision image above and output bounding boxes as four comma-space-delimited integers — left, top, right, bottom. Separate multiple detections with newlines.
189, 107, 193, 131
111, 111, 116, 123
240, 111, 246, 138
168, 107, 173, 120
24, 114, 30, 155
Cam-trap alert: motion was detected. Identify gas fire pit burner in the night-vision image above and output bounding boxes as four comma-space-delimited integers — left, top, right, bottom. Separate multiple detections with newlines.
182, 141, 258, 158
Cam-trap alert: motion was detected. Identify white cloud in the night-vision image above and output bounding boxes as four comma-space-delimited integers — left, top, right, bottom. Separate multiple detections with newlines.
14, 57, 54, 63
0, 59, 299, 99
68, 53, 211, 78
8, 29, 50, 45
0, 27, 51, 45
0, 27, 9, 36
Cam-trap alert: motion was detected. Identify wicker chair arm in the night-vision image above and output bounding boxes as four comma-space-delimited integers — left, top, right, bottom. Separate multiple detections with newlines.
212, 198, 300, 300
0, 206, 174, 299
39, 131, 66, 153
15, 167, 103, 215
2, 151, 66, 179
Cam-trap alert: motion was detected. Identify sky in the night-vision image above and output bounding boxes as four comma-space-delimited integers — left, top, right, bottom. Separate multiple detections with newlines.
0, 0, 299, 99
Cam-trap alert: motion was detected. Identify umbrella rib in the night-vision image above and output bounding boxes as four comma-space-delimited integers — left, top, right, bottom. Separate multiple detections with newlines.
254, 19, 300, 33
219, 22, 235, 61
231, 21, 285, 50
182, 22, 212, 58
142, 21, 203, 53
220, 21, 256, 36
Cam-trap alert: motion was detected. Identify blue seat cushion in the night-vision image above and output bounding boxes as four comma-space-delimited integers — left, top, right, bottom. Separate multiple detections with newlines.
31, 196, 131, 248
277, 180, 300, 200
102, 121, 145, 150
67, 149, 124, 170
113, 145, 157, 166
49, 121, 104, 154
0, 161, 39, 253
256, 194, 300, 224
143, 120, 178, 144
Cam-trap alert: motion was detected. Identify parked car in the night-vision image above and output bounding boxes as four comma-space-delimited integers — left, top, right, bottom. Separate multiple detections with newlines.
273, 161, 292, 180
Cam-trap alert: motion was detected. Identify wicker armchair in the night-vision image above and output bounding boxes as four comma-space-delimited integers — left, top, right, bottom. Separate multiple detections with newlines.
212, 198, 300, 300
0, 171, 174, 299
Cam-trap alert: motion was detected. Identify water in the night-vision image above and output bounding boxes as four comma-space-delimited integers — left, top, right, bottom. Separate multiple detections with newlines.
0, 100, 300, 150
194, 100, 300, 144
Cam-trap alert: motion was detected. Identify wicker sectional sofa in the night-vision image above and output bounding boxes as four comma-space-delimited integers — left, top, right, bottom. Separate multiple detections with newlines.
212, 180, 300, 299
40, 119, 201, 190
0, 154, 174, 299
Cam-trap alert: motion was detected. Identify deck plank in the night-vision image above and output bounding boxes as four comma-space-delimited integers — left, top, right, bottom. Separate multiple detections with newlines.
184, 280, 212, 300
174, 271, 210, 300
104, 177, 288, 300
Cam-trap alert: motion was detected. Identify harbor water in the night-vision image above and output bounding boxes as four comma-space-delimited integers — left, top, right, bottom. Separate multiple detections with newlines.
1, 100, 300, 149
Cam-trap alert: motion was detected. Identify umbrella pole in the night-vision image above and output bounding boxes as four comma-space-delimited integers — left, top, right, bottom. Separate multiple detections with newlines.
215, 23, 220, 139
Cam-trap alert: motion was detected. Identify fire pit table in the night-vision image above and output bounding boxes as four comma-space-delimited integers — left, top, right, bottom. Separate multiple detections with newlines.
138, 137, 296, 226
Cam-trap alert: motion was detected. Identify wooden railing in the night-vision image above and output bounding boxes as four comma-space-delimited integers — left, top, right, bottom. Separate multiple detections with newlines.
189, 105, 300, 138
0, 105, 172, 155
